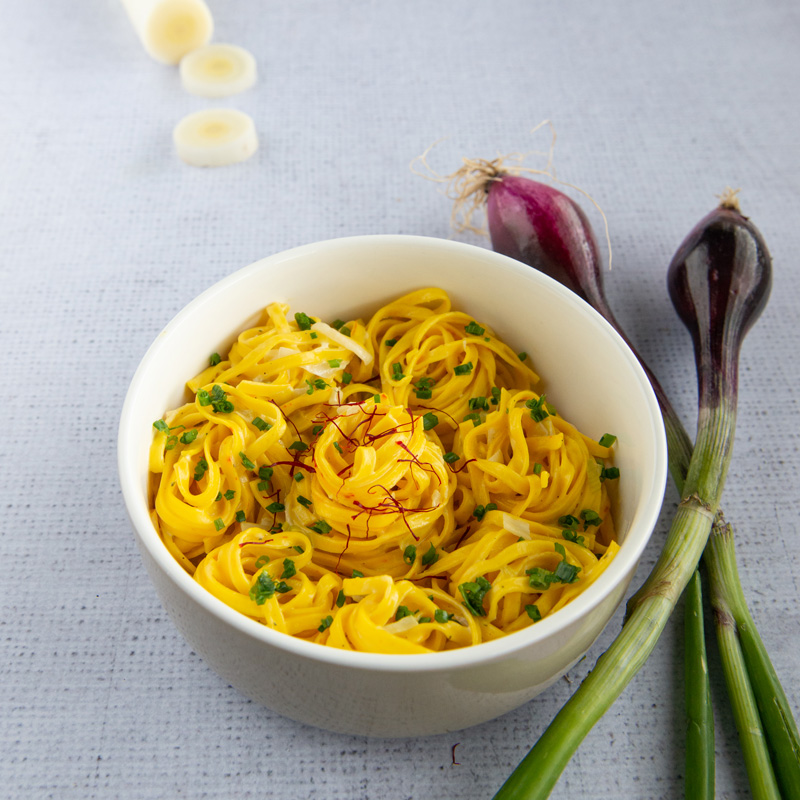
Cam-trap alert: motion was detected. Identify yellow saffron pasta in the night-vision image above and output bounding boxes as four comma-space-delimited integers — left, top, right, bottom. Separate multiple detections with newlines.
148, 288, 621, 653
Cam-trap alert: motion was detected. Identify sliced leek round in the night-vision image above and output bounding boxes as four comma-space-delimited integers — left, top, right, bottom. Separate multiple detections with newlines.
179, 43, 257, 98
120, 0, 213, 65
173, 109, 258, 167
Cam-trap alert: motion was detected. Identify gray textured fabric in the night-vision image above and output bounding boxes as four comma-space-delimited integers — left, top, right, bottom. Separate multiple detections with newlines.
2, 0, 798, 797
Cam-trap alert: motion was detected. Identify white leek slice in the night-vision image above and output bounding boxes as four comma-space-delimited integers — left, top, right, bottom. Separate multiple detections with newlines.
502, 513, 531, 539
173, 109, 258, 167
120, 0, 213, 65
382, 616, 419, 635
311, 322, 373, 366
179, 43, 258, 97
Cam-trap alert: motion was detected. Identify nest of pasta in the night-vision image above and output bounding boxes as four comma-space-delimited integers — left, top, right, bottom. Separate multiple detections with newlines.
149, 288, 620, 654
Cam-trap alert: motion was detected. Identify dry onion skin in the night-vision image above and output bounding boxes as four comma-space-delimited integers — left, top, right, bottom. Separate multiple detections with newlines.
148, 288, 621, 654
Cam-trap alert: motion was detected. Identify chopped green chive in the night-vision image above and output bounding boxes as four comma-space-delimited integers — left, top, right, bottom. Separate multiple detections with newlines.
465, 321, 485, 336
197, 390, 211, 407
339, 326, 351, 337
294, 472, 305, 482
309, 332, 318, 340
533, 462, 543, 475
266, 502, 285, 513
562, 529, 585, 545
209, 352, 221, 366
253, 416, 271, 431
559, 514, 580, 529
463, 412, 481, 427
385, 338, 398, 346
443, 452, 460, 464
473, 503, 497, 521
527, 567, 554, 590
415, 388, 432, 400
305, 378, 327, 394
526, 604, 542, 622
295, 312, 313, 330
254, 555, 270, 569
395, 605, 413, 621
309, 520, 332, 535
153, 419, 169, 433
600, 466, 620, 481
193, 458, 209, 482
311, 425, 324, 436
318, 615, 333, 632
256, 481, 270, 492
454, 362, 474, 376
258, 466, 273, 481
239, 452, 256, 470
331, 319, 345, 330
213, 518, 225, 531
336, 589, 346, 608
598, 433, 617, 448
490, 387, 501, 405
249, 572, 276, 604
580, 509, 603, 528
297, 495, 312, 508
235, 510, 246, 523
518, 351, 528, 361
469, 396, 488, 411
328, 358, 342, 368
223, 489, 235, 500
281, 558, 296, 580
275, 581, 292, 593
421, 544, 439, 567
293, 545, 304, 554
403, 545, 417, 564
179, 429, 198, 444
341, 372, 352, 385
554, 560, 581, 583
459, 576, 492, 617
208, 384, 233, 414
422, 412, 438, 431
434, 609, 453, 624
288, 441, 308, 452
418, 616, 432, 624
526, 394, 551, 423
391, 362, 404, 380
352, 569, 364, 578
333, 441, 343, 454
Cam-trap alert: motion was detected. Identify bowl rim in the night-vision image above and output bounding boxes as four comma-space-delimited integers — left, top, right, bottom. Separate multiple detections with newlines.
118, 233, 668, 674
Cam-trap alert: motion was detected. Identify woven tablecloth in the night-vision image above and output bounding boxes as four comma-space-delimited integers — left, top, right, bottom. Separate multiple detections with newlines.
2, 1, 799, 797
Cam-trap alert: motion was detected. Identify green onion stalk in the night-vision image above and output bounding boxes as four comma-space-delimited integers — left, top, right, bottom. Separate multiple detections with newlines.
479, 175, 793, 798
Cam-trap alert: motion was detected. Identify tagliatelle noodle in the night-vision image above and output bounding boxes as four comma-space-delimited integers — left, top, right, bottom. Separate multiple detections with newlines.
149, 290, 622, 653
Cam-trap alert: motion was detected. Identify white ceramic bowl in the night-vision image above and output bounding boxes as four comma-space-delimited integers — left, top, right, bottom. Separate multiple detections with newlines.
118, 235, 667, 737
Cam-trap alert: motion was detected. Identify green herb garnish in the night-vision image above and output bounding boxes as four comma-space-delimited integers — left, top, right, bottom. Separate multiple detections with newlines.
310, 520, 332, 535
249, 572, 276, 604
281, 558, 296, 580
295, 312, 313, 331
421, 544, 439, 567
459, 576, 492, 617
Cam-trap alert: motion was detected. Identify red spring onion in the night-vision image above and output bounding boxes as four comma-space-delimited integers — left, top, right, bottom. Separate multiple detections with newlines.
421, 151, 794, 797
